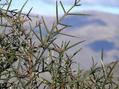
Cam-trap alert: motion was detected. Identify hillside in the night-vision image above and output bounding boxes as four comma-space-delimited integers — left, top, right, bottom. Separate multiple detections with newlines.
31, 10, 119, 69
51, 10, 119, 69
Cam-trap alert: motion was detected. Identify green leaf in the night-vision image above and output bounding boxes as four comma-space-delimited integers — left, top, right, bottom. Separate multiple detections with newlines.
101, 49, 104, 61
29, 22, 42, 44
26, 7, 33, 21
42, 16, 50, 34
74, 0, 81, 6
17, 0, 28, 18
6, 0, 12, 14
66, 40, 85, 50
68, 13, 89, 16
38, 22, 43, 43
60, 1, 66, 14
59, 32, 80, 38
69, 48, 82, 59
64, 41, 70, 50
59, 22, 72, 27
56, 1, 59, 24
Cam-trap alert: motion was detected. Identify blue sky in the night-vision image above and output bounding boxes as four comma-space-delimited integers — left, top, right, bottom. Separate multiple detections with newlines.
4, 0, 119, 16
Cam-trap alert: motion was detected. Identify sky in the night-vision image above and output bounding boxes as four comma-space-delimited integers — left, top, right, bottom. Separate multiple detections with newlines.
1, 0, 119, 68
2, 0, 119, 16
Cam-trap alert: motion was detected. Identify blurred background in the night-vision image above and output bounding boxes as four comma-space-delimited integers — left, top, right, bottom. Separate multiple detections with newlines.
1, 0, 119, 69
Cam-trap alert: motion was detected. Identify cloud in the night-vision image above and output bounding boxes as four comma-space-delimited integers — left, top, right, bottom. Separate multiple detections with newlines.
7, 0, 119, 16
40, 0, 74, 5
41, 0, 119, 7
81, 0, 119, 7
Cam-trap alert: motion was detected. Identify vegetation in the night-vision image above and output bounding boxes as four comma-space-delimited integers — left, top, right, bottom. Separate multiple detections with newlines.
0, 0, 119, 89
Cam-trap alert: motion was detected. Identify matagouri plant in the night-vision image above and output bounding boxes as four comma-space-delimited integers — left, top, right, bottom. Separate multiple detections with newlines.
0, 0, 119, 89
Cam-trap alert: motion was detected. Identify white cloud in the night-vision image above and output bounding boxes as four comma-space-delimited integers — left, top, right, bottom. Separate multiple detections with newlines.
41, 0, 119, 7
81, 0, 119, 7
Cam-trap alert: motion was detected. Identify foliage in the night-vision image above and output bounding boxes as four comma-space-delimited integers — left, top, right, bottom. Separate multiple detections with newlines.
0, 0, 119, 89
